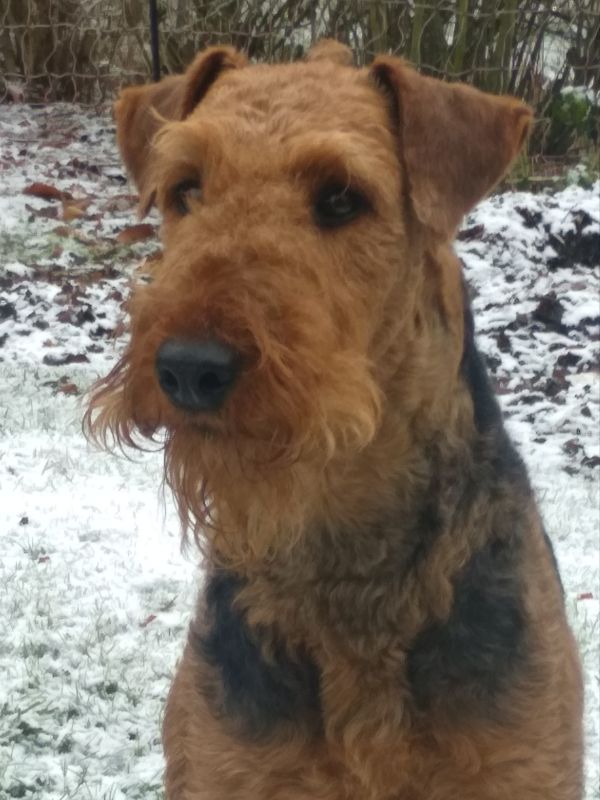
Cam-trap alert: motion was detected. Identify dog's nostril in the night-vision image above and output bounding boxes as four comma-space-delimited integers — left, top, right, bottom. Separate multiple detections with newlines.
159, 368, 179, 393
198, 372, 222, 393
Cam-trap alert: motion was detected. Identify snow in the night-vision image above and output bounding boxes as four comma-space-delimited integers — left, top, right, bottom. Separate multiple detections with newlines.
0, 103, 598, 799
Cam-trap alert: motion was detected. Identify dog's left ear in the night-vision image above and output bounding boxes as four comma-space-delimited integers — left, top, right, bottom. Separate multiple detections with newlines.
370, 57, 532, 239
181, 46, 248, 119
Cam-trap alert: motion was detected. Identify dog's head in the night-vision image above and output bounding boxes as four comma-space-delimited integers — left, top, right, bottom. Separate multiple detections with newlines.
87, 42, 531, 563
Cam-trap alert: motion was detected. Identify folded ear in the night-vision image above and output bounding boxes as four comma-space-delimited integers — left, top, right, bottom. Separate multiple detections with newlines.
135, 47, 247, 216
114, 74, 186, 192
181, 45, 248, 119
370, 57, 533, 239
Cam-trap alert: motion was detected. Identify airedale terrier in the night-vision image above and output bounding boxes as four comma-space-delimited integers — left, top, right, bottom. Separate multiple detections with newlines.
87, 41, 584, 800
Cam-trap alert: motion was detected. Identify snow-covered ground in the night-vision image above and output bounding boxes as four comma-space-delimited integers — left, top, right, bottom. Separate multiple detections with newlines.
0, 104, 598, 800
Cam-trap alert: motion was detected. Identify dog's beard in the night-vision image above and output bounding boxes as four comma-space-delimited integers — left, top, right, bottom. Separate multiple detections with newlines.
161, 348, 383, 566
85, 268, 384, 564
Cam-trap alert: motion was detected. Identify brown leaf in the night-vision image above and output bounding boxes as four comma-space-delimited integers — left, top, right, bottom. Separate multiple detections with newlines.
57, 382, 80, 396
53, 225, 72, 238
62, 202, 87, 221
562, 438, 580, 456
117, 224, 156, 244
23, 182, 72, 201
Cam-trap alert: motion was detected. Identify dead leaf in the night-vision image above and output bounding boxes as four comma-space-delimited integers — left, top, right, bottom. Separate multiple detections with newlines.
117, 224, 156, 244
57, 382, 80, 396
23, 182, 72, 201
53, 225, 72, 238
562, 438, 580, 455
62, 202, 87, 221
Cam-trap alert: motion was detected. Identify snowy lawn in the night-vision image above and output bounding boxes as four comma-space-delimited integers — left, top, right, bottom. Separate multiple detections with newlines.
0, 104, 598, 800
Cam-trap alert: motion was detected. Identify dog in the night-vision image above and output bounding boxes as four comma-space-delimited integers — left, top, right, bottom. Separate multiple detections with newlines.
88, 40, 584, 799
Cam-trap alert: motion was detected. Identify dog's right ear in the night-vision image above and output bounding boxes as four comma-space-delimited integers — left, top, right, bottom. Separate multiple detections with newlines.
114, 76, 185, 194
137, 47, 247, 216
180, 46, 248, 119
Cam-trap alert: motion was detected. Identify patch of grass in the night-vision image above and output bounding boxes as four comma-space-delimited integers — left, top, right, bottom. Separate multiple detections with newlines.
0, 228, 75, 265
57, 735, 74, 754
19, 539, 48, 562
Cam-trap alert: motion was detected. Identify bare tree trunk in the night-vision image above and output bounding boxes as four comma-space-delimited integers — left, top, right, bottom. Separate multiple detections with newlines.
9, 0, 54, 99
419, 2, 450, 77
580, 3, 600, 88
410, 2, 426, 67
176, 0, 190, 28
0, 0, 20, 78
451, 0, 470, 78
368, 0, 388, 55
489, 0, 518, 93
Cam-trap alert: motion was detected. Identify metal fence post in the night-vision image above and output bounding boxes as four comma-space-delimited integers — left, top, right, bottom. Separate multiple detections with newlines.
149, 0, 161, 81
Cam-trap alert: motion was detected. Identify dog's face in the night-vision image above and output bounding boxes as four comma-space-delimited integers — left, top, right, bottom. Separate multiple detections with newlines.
88, 44, 531, 560
127, 56, 403, 449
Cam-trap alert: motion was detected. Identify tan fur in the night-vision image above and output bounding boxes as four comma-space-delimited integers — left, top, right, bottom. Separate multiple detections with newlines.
87, 43, 583, 800
306, 39, 354, 66
114, 74, 185, 192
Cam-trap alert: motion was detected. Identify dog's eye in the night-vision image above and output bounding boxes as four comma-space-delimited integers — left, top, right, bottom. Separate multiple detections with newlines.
172, 178, 202, 215
314, 184, 369, 229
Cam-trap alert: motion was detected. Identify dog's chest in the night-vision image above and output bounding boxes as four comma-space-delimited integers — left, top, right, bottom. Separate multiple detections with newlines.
193, 531, 527, 743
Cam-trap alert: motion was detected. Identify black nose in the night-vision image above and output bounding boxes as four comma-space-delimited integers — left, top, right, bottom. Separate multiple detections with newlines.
155, 339, 240, 412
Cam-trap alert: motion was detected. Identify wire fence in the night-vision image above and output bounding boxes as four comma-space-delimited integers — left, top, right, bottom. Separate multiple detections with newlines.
1, 1, 598, 152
